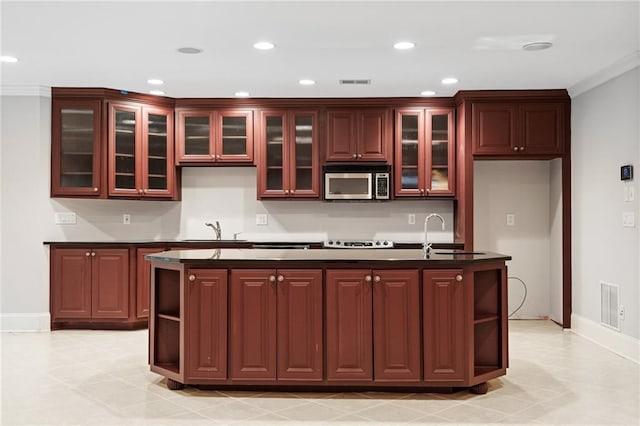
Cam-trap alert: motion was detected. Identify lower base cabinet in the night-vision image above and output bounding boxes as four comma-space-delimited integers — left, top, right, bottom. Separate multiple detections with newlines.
149, 261, 508, 393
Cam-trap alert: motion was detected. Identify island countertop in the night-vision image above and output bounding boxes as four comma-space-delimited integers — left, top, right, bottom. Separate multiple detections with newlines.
145, 248, 511, 267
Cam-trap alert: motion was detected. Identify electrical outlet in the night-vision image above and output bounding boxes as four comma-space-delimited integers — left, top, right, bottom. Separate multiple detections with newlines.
619, 305, 625, 320
622, 212, 635, 227
408, 214, 415, 225
122, 214, 131, 225
256, 214, 268, 226
54, 212, 76, 225
506, 213, 515, 226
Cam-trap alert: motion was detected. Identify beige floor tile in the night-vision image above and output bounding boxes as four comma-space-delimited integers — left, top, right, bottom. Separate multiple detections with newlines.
354, 402, 427, 422
196, 398, 272, 421
271, 401, 348, 421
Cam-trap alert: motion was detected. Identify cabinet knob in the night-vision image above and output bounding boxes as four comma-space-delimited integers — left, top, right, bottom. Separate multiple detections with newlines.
365, 275, 372, 282
373, 275, 381, 282
138, 189, 143, 194
420, 188, 425, 194
357, 154, 362, 159
284, 189, 289, 195
85, 252, 91, 257
91, 252, 96, 257
290, 189, 295, 194
352, 154, 357, 159
188, 274, 196, 282
520, 146, 525, 151
93, 187, 98, 192
216, 155, 221, 160
455, 274, 463, 282
269, 275, 276, 282
513, 147, 518, 151
277, 275, 284, 282
211, 154, 216, 159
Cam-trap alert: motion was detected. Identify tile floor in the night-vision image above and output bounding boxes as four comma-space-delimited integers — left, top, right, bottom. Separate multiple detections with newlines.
1, 320, 638, 425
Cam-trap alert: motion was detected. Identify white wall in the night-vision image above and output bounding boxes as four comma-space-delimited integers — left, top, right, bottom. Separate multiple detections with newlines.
572, 66, 639, 340
549, 158, 564, 324
0, 94, 453, 330
474, 161, 558, 320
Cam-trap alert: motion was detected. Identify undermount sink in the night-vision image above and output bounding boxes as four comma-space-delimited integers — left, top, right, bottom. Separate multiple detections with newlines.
181, 239, 248, 242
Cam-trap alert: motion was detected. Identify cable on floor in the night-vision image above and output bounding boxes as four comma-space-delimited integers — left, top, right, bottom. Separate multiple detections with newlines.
508, 276, 528, 318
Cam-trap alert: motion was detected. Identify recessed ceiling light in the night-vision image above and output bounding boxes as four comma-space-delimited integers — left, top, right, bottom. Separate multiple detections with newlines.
253, 41, 275, 50
522, 41, 553, 51
177, 47, 202, 54
149, 90, 165, 96
235, 91, 250, 97
393, 41, 415, 50
421, 90, 436, 96
299, 79, 316, 86
0, 56, 18, 63
441, 77, 459, 85
147, 79, 164, 85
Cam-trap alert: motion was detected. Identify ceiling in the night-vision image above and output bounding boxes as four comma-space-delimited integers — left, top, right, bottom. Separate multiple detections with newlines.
1, 1, 638, 98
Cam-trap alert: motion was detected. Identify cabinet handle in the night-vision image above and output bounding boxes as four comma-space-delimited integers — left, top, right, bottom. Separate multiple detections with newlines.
513, 146, 518, 151
352, 154, 357, 159
85, 252, 91, 257
373, 275, 381, 282
520, 146, 525, 151
456, 274, 463, 282
290, 189, 295, 194
420, 188, 425, 194
93, 187, 98, 192
138, 189, 143, 195
188, 274, 196, 282
284, 189, 289, 195
211, 154, 216, 159
357, 154, 362, 159
365, 275, 372, 282
216, 155, 221, 160
91, 252, 96, 257
269, 275, 276, 282
277, 275, 284, 282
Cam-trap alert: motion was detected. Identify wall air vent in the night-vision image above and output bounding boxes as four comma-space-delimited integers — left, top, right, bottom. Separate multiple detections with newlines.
339, 79, 372, 85
600, 281, 620, 331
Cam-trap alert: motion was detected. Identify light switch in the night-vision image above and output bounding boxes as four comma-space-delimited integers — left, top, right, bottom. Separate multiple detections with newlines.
629, 186, 635, 201
408, 214, 416, 225
506, 213, 515, 226
622, 212, 635, 227
256, 214, 268, 226
54, 212, 76, 225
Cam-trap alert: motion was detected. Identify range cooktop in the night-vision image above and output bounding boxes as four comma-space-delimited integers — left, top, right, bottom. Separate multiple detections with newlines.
323, 239, 394, 249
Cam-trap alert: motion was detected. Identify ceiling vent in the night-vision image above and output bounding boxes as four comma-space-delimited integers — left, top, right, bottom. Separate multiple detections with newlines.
339, 79, 371, 85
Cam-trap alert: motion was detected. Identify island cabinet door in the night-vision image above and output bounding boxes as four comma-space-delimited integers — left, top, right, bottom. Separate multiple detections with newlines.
229, 269, 277, 380
372, 270, 421, 382
276, 269, 323, 381
423, 269, 466, 382
91, 249, 129, 319
185, 269, 228, 381
325, 269, 373, 381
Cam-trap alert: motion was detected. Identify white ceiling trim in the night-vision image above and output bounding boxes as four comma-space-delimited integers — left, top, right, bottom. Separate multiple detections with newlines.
0, 86, 51, 98
568, 51, 640, 98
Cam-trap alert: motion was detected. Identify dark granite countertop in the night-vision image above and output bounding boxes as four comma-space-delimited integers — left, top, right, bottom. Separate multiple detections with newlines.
145, 248, 510, 266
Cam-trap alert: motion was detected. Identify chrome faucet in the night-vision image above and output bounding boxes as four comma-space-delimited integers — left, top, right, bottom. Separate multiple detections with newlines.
205, 221, 222, 240
423, 213, 445, 258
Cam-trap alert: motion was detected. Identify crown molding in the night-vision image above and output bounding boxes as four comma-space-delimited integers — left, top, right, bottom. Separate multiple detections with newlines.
0, 85, 51, 97
569, 51, 640, 98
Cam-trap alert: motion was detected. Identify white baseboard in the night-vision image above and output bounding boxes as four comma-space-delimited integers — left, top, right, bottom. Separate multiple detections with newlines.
0, 313, 50, 332
570, 314, 639, 364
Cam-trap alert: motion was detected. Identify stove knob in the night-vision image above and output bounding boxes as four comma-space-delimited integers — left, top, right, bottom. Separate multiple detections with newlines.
328, 240, 333, 245
376, 241, 381, 246
383, 241, 389, 245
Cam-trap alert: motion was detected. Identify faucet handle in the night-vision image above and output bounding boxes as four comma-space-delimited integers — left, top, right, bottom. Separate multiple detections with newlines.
233, 232, 242, 241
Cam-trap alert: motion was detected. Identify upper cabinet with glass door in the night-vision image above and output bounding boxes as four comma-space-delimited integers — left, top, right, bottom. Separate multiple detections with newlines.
395, 108, 455, 197
175, 109, 253, 164
51, 99, 104, 197
257, 110, 319, 199
108, 102, 177, 199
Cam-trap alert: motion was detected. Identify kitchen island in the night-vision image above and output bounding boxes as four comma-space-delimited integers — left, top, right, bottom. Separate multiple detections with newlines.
146, 248, 510, 394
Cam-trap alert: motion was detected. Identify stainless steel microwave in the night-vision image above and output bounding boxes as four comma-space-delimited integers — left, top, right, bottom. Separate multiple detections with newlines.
323, 165, 391, 200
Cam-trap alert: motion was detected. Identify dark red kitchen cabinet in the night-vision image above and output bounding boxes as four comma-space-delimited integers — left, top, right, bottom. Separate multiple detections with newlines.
520, 103, 565, 155
423, 269, 466, 382
185, 269, 228, 381
326, 109, 391, 162
276, 269, 323, 381
373, 270, 421, 382
51, 248, 129, 323
136, 247, 166, 319
325, 269, 373, 381
472, 103, 518, 156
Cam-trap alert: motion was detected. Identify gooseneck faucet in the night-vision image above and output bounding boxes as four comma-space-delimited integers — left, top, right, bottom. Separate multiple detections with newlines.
205, 221, 222, 240
423, 213, 445, 258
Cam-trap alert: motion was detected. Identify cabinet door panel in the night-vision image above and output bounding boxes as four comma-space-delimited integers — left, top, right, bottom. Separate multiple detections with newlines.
359, 109, 389, 161
426, 109, 455, 196
472, 103, 517, 155
217, 110, 253, 163
186, 269, 228, 381
176, 110, 214, 162
141, 106, 174, 198
325, 269, 372, 381
109, 103, 142, 196
136, 247, 165, 319
230, 269, 277, 380
259, 111, 288, 196
395, 110, 425, 196
290, 112, 319, 197
423, 269, 465, 382
520, 103, 564, 155
91, 249, 130, 319
373, 270, 420, 382
51, 249, 92, 319
326, 111, 357, 161
277, 269, 323, 381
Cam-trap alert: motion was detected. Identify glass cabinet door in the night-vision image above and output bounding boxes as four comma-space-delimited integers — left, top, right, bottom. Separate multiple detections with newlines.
142, 107, 174, 197
395, 110, 425, 196
217, 111, 253, 163
263, 112, 286, 194
426, 109, 454, 196
109, 103, 140, 196
290, 112, 318, 196
51, 100, 102, 197
176, 111, 213, 162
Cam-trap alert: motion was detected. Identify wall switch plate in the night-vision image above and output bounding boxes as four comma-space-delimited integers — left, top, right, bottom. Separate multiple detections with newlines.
629, 186, 635, 201
122, 214, 131, 225
408, 214, 415, 225
624, 187, 629, 201
54, 212, 76, 225
506, 213, 515, 226
622, 212, 635, 227
256, 214, 268, 226
619, 305, 625, 321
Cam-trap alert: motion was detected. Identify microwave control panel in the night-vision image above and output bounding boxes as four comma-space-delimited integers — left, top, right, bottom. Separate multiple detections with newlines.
375, 173, 390, 199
